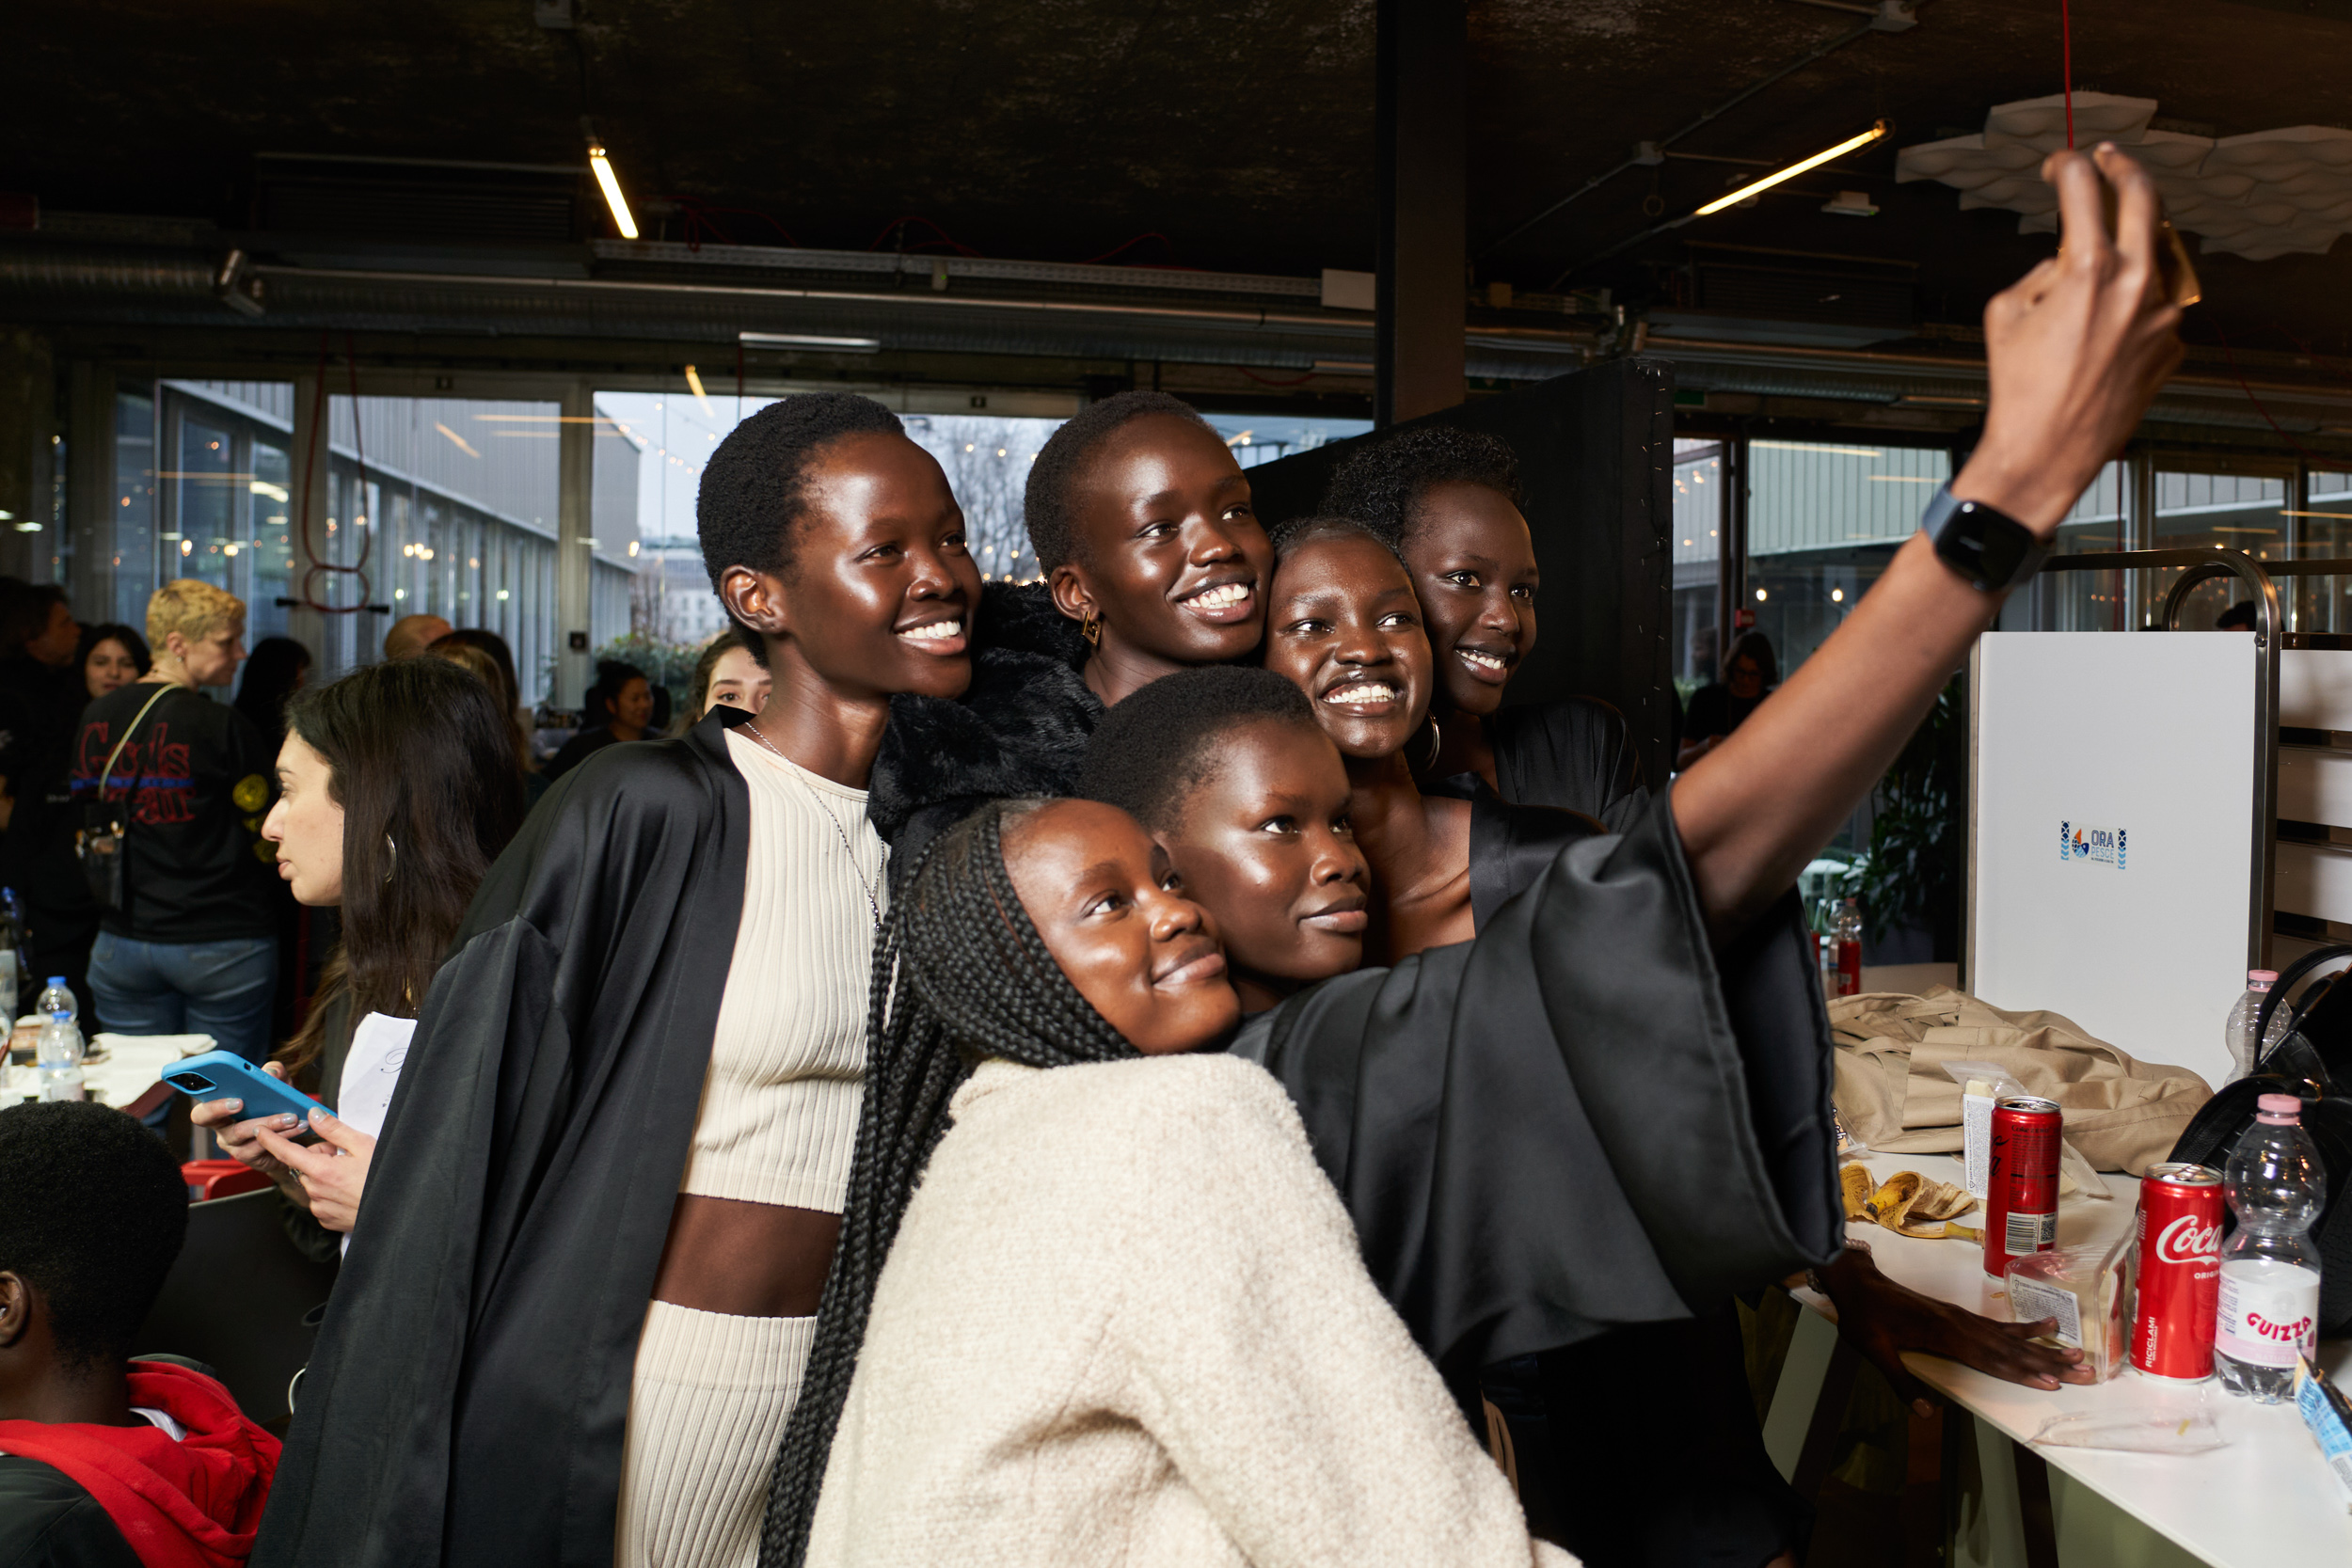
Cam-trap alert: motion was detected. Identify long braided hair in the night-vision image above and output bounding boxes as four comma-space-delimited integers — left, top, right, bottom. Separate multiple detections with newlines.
758, 799, 1137, 1565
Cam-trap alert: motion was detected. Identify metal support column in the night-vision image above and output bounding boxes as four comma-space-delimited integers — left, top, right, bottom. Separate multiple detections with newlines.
63, 362, 118, 625
2122, 450, 2155, 629
284, 369, 328, 665
1719, 434, 1749, 642
555, 379, 595, 707
1374, 0, 1467, 425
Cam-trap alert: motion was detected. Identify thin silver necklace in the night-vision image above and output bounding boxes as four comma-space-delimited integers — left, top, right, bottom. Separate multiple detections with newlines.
741, 719, 884, 929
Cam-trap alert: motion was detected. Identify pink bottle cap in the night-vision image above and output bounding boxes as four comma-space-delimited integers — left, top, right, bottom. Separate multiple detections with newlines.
2257, 1093, 2302, 1125
2249, 970, 2279, 985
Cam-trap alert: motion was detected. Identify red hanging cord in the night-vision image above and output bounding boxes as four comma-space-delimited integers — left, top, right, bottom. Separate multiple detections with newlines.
2060, 0, 2074, 149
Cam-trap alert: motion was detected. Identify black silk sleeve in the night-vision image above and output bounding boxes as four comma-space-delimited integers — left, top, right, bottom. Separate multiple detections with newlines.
1232, 785, 1841, 1372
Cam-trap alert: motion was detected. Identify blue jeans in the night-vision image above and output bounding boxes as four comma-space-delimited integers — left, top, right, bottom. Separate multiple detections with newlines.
87, 932, 278, 1063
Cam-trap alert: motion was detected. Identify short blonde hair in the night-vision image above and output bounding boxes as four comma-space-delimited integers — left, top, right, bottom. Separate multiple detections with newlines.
146, 578, 246, 650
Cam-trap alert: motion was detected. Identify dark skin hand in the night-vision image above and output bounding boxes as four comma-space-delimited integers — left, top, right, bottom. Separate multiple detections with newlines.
1049, 415, 1274, 708
1671, 146, 2185, 945
1262, 531, 1473, 962
0, 1272, 138, 1428
1005, 799, 1242, 1053
1159, 718, 1369, 1013
1397, 481, 1540, 792
719, 429, 980, 788
1814, 1244, 2090, 1417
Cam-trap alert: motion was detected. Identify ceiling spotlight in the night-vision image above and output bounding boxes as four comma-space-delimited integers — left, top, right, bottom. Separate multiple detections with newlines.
1696, 121, 1890, 216
584, 121, 639, 240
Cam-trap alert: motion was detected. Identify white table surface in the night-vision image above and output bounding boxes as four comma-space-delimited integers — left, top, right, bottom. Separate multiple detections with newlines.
4, 1032, 203, 1109
1806, 1149, 2351, 1568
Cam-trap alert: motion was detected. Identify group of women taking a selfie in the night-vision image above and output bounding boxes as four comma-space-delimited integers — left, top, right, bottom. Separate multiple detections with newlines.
200, 146, 2181, 1568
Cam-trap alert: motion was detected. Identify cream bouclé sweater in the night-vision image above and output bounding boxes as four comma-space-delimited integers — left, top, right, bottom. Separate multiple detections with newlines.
806, 1053, 1576, 1568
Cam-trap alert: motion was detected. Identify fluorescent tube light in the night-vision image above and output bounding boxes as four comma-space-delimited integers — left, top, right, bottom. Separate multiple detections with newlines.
683, 364, 713, 416
739, 331, 882, 353
586, 135, 639, 240
1695, 120, 1889, 216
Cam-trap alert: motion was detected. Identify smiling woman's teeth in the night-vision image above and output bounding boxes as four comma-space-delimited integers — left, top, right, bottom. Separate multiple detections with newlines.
898, 621, 962, 642
1325, 680, 1397, 704
1458, 650, 1508, 673
1184, 583, 1251, 610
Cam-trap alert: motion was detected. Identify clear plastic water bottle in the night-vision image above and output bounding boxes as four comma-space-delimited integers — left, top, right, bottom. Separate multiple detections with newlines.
2215, 1093, 2327, 1402
34, 978, 83, 1104
2222, 969, 2294, 1083
0, 889, 18, 1026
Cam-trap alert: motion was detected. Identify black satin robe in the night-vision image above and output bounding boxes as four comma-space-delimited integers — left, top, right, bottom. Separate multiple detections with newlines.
251, 706, 761, 1568
1231, 785, 1841, 1370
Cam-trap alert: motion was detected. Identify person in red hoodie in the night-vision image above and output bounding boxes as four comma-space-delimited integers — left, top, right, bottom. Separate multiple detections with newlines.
0, 1101, 278, 1568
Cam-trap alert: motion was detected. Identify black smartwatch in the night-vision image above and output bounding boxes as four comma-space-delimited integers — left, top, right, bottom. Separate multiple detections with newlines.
1920, 483, 2048, 593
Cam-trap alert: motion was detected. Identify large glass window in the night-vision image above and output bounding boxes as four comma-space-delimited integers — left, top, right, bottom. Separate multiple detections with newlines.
318, 394, 566, 692
111, 391, 155, 626
1744, 438, 1952, 678
595, 388, 1073, 657
1670, 438, 1723, 696
2153, 465, 2291, 630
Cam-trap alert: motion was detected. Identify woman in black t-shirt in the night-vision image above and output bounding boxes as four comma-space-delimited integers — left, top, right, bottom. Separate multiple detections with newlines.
1677, 629, 1777, 772
72, 580, 279, 1061
544, 659, 654, 781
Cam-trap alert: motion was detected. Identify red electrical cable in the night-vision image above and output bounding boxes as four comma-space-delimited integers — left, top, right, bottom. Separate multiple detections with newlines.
2214, 325, 2352, 474
2060, 0, 2074, 149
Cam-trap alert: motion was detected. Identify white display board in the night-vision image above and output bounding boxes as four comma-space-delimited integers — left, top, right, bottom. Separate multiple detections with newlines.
1970, 632, 2255, 1088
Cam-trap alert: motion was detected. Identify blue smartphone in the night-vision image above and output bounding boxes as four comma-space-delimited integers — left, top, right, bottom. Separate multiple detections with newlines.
163, 1050, 333, 1123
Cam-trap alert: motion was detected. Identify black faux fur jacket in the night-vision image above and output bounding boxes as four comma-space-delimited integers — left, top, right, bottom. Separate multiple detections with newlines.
866, 580, 1102, 877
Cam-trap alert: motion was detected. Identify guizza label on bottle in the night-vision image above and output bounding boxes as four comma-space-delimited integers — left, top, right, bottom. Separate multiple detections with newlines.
2217, 1262, 2321, 1367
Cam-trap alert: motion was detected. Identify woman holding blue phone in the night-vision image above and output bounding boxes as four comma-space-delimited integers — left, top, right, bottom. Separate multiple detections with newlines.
189, 657, 525, 1248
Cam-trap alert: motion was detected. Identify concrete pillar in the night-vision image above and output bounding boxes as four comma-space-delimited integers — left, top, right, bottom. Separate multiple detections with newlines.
64, 362, 117, 625
0, 330, 56, 583
555, 379, 594, 707
1374, 0, 1468, 425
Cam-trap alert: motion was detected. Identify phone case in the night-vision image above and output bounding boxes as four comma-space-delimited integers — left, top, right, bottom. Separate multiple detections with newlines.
162, 1050, 332, 1122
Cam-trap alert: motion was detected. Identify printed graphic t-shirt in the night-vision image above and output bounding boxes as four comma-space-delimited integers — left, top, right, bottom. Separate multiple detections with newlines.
72, 681, 279, 943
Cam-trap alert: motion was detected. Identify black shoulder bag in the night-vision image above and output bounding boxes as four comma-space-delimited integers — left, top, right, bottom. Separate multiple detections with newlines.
73, 683, 175, 914
2165, 942, 2352, 1337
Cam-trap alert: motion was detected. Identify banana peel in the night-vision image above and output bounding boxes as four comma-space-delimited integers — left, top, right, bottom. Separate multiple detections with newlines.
1840, 1164, 1875, 1221
1847, 1168, 1978, 1241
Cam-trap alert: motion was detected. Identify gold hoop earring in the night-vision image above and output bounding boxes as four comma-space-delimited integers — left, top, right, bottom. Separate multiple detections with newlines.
1080, 610, 1102, 647
383, 833, 397, 885
1417, 717, 1443, 773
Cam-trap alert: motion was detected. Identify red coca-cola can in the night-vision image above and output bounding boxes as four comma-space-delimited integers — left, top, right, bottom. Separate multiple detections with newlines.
2131, 1162, 2223, 1382
1984, 1095, 2062, 1278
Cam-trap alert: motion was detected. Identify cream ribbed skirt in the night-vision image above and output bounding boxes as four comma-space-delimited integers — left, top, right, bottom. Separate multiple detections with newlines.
615, 1300, 818, 1568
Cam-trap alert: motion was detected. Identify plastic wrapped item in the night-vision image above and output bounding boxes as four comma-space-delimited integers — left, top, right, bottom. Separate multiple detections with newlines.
2006, 1232, 2133, 1383
2029, 1399, 2229, 1454
1943, 1060, 2024, 1199
2296, 1358, 2352, 1509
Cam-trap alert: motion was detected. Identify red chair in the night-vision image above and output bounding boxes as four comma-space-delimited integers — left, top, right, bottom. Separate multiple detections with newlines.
182, 1160, 272, 1202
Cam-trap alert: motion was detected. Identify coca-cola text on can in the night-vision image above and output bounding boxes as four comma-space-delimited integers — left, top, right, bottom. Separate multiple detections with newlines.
1984, 1095, 2063, 1279
2130, 1162, 2223, 1382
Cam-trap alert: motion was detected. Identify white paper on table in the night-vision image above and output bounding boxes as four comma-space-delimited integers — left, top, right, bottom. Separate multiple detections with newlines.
337, 1012, 417, 1143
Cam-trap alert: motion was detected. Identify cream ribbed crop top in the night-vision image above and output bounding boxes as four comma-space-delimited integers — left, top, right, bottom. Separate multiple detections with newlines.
680, 730, 888, 1213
